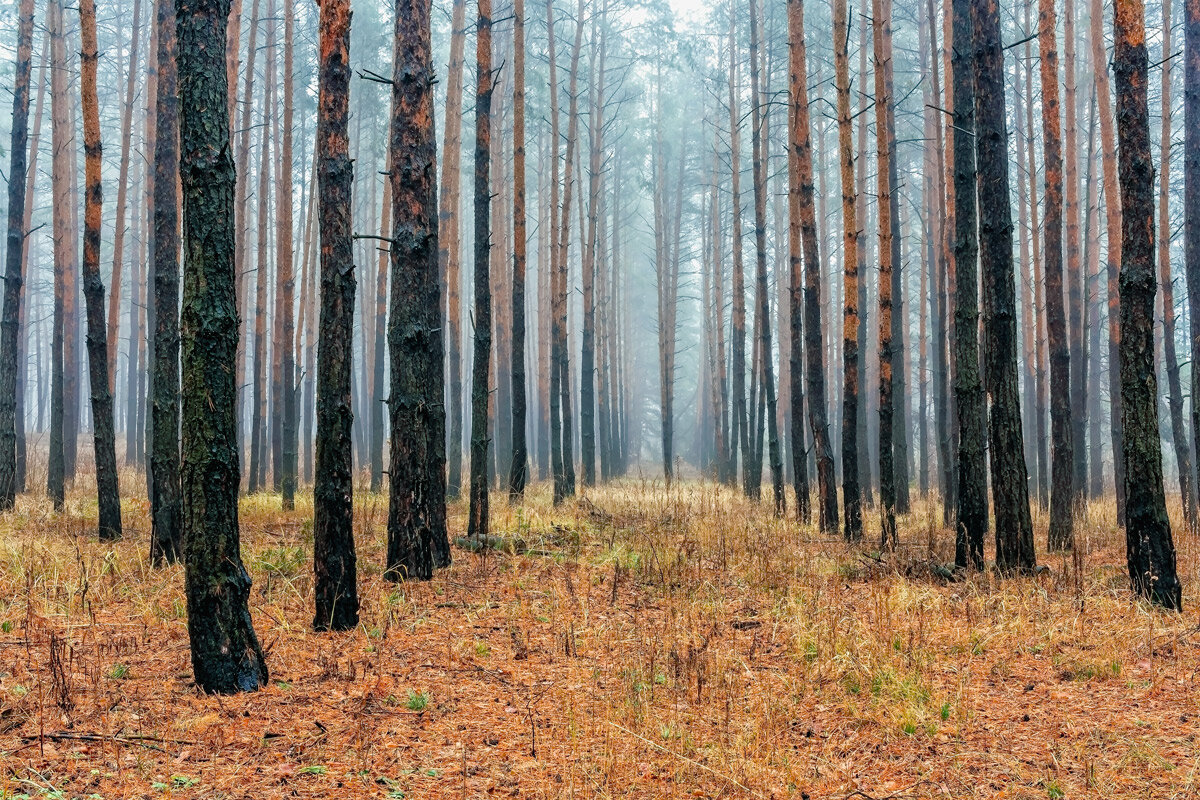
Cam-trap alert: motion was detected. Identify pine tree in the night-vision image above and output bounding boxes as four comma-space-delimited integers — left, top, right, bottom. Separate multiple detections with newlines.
178, 0, 268, 693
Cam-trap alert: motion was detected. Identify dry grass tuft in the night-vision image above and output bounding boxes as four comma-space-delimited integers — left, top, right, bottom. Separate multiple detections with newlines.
1, 473, 1199, 799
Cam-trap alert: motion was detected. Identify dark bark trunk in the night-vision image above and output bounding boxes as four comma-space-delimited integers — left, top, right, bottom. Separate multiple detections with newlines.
386, 0, 450, 579
278, 0, 296, 510
1188, 0, 1200, 536
178, 0, 269, 693
508, 0, 528, 501
1115, 0, 1182, 610
874, 0, 896, 549
79, 0, 122, 541
313, 0, 359, 631
952, 0, 986, 569
150, 0, 181, 563
468, 0, 493, 538
974, 0, 1036, 573
0, 0, 35, 509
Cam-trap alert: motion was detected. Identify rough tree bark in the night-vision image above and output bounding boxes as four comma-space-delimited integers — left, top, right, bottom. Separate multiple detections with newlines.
834, 0, 861, 541
468, 0, 493, 538
974, 0, 1036, 573
47, 0, 68, 511
749, 0, 784, 514
79, 0, 122, 541
313, 0, 359, 631
873, 0, 897, 550
789, 0, 836, 531
0, 0, 35, 509
1156, 0, 1196, 529
178, 0, 269, 693
440, 0, 466, 499
1189, 0, 1200, 533
387, 0, 450, 579
278, 0, 296, 510
508, 0, 529, 501
1091, 0, 1127, 525
106, 0, 142, 390
150, 0, 182, 562
727, 6, 758, 505
1114, 0, 1182, 610
952, 0, 986, 569
1039, 0, 1075, 552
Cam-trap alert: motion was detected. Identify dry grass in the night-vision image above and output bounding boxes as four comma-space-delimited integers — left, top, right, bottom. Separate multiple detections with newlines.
1, 472, 1199, 799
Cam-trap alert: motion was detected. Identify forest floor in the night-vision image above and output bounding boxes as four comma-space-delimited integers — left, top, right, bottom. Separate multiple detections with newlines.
2, 473, 1200, 799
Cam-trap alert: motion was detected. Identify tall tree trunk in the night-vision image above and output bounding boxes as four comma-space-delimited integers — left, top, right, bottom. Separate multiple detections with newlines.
1039, 0, 1075, 551
178, 0, 269, 694
47, 0, 69, 510
1157, 0, 1195, 529
1188, 0, 1200, 529
278, 0, 296, 510
749, 0, 784, 514
1115, 0, 1182, 609
789, 0, 835, 531
0, 0, 35, 509
233, 0, 261, 464
106, 0, 142, 391
313, 0, 359, 631
79, 0, 122, 540
975, 0, 1036, 573
250, 120, 271, 492
387, 0, 449, 579
952, 0, 986, 568
580, 5, 607, 489
468, 0, 493, 538
882, 0, 909, 514
873, 0, 897, 549
508, 0, 529, 501
1023, 0, 1050, 507
834, 0, 861, 540
1091, 0, 1127, 524
150, 0, 182, 562
728, 6, 756, 505
554, 0, 584, 500
17, 32, 48, 489
1064, 0, 1088, 508
130, 17, 155, 471
440, 0, 466, 499
925, 0, 953, 518
546, 0, 565, 502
